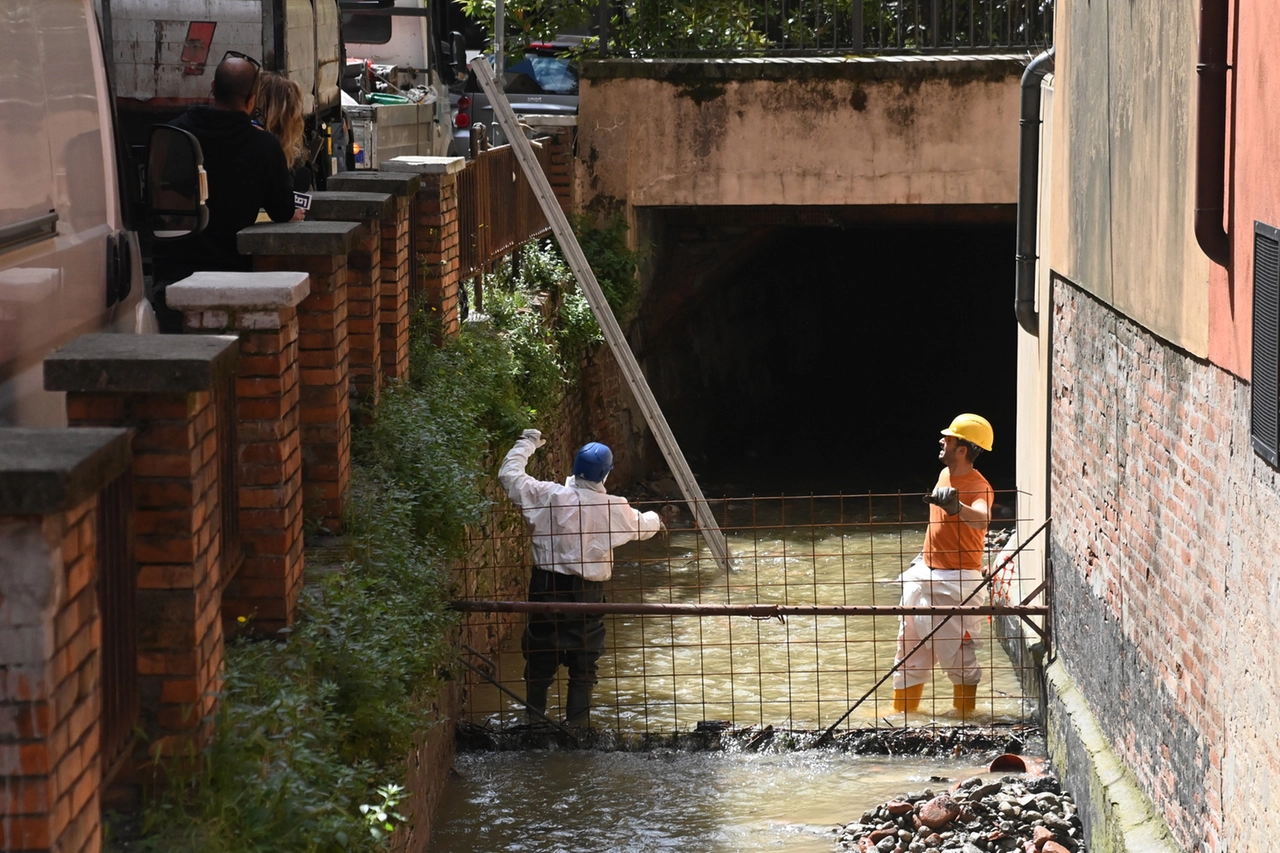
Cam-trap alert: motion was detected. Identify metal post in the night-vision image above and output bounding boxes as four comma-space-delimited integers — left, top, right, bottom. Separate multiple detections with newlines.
469, 57, 733, 573
495, 0, 505, 82
851, 0, 863, 53
597, 0, 610, 57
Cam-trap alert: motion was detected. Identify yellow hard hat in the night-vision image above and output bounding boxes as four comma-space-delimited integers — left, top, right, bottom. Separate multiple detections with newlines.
941, 413, 993, 452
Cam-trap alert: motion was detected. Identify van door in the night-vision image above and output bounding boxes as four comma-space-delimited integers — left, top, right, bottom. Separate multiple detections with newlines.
0, 0, 141, 426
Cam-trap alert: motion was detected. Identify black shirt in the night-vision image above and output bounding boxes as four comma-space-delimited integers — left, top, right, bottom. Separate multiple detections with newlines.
152, 106, 296, 284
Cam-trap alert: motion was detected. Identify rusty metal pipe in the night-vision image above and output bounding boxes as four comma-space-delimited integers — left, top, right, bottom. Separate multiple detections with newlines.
1195, 0, 1231, 267
449, 601, 1048, 617
1015, 47, 1055, 336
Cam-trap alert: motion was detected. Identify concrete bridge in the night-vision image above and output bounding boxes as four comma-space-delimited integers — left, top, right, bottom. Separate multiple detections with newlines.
577, 55, 1027, 213
571, 55, 1032, 494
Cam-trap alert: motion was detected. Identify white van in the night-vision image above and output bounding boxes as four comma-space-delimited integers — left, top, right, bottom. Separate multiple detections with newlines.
0, 0, 205, 426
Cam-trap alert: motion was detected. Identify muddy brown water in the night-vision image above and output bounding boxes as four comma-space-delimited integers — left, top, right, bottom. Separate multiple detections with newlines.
437, 515, 1040, 852
429, 750, 1036, 853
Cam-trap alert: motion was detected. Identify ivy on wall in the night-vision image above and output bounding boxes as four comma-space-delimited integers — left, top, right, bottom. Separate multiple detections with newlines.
119, 247, 600, 852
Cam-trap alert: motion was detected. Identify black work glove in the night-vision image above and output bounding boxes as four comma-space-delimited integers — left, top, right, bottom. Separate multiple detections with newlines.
923, 486, 960, 516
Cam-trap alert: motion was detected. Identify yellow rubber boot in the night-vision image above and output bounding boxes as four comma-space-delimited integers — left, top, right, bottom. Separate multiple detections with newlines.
892, 683, 924, 712
953, 683, 977, 714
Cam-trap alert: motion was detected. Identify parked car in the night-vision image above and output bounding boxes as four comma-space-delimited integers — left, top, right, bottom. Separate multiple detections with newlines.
449, 43, 579, 156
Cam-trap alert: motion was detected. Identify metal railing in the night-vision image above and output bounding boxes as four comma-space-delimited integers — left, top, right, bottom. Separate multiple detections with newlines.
215, 371, 241, 581
457, 142, 553, 281
596, 0, 1053, 57
98, 471, 138, 781
452, 491, 1051, 741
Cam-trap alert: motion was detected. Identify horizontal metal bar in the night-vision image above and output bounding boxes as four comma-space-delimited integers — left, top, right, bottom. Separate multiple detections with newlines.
450, 600, 1048, 617
0, 210, 57, 254
340, 6, 432, 16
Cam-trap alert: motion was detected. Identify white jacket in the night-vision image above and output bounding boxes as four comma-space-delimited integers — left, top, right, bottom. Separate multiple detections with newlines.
499, 435, 662, 581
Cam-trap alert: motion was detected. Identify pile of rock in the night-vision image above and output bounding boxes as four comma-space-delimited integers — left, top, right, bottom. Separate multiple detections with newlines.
835, 773, 1085, 853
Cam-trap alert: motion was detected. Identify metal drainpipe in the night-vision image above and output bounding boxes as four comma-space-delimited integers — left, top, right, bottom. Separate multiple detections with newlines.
1015, 47, 1055, 337
1195, 0, 1231, 267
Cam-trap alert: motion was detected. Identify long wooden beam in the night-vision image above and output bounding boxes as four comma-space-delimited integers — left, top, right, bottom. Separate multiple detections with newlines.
469, 57, 732, 571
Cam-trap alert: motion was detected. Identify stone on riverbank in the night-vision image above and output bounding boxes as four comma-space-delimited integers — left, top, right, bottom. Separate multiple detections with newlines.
835, 773, 1084, 853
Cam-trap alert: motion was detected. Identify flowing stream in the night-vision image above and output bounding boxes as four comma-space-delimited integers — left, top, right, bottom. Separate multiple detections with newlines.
430, 750, 1027, 853
438, 507, 1039, 852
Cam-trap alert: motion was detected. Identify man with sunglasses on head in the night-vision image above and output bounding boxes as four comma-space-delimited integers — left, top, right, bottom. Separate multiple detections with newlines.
150, 52, 298, 332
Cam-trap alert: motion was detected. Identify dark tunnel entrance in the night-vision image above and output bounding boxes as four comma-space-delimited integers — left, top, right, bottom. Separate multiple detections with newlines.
635, 206, 1018, 499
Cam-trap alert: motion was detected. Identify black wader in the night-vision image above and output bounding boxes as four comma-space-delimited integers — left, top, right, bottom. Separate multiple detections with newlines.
522, 567, 605, 726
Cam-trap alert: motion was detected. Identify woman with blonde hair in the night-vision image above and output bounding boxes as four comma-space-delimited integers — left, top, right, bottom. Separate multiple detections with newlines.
255, 71, 311, 216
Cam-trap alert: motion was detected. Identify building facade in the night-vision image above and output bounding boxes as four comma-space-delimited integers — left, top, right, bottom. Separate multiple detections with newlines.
1021, 0, 1280, 850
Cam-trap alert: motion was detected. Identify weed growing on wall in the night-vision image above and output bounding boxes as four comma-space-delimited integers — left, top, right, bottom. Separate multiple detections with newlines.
127, 284, 593, 851
485, 240, 603, 395
572, 214, 644, 321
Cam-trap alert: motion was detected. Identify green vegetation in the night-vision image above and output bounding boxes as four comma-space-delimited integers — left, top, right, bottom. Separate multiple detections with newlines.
124, 246, 600, 852
572, 214, 644, 322
457, 0, 1050, 57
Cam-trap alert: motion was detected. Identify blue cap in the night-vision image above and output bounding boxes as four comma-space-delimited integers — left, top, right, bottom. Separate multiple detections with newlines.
572, 442, 613, 482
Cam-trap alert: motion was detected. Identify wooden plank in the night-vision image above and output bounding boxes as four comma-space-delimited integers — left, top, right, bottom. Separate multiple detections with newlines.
469, 58, 732, 571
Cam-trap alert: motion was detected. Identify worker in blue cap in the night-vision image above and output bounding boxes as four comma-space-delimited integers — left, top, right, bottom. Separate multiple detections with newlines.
499, 430, 664, 726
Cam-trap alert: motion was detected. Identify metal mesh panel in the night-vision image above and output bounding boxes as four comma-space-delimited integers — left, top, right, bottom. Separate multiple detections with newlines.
455, 491, 1047, 738
1253, 222, 1280, 466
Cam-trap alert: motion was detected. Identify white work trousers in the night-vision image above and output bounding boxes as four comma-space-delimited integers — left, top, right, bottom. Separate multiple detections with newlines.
892, 559, 985, 689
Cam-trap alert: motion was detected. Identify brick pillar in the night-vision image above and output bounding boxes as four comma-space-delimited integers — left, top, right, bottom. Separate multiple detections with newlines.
325, 171, 421, 382
44, 334, 238, 759
308, 191, 394, 407
238, 222, 360, 534
525, 117, 577, 215
0, 428, 130, 853
383, 156, 466, 343
166, 272, 310, 635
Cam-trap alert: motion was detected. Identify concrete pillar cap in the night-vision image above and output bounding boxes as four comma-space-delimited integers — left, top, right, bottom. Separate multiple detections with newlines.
307, 192, 394, 222
381, 156, 466, 176
44, 333, 239, 394
237, 221, 363, 256
166, 271, 311, 310
0, 427, 132, 514
325, 171, 422, 197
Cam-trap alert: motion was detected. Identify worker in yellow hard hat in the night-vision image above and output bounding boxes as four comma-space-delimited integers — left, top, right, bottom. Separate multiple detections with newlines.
892, 413, 995, 718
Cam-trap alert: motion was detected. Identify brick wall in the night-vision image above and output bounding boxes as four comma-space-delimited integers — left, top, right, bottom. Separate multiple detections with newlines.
194, 309, 304, 633
544, 129, 575, 215
1048, 281, 1280, 852
254, 255, 351, 533
382, 198, 413, 380
347, 224, 384, 407
0, 500, 102, 853
418, 174, 461, 341
571, 343, 650, 489
67, 393, 225, 757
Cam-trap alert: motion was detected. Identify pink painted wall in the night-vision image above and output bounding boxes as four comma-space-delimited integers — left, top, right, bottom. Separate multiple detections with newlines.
1210, 0, 1280, 379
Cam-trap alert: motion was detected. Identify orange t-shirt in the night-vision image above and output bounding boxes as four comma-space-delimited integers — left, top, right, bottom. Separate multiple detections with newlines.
922, 468, 994, 571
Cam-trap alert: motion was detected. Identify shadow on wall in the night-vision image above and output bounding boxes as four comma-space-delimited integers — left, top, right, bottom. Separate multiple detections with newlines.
642, 223, 1018, 497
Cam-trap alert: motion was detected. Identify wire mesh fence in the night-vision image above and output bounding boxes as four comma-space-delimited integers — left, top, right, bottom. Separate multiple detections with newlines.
454, 491, 1047, 739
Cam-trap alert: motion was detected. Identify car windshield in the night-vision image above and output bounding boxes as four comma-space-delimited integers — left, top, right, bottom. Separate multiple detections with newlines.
504, 56, 577, 95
